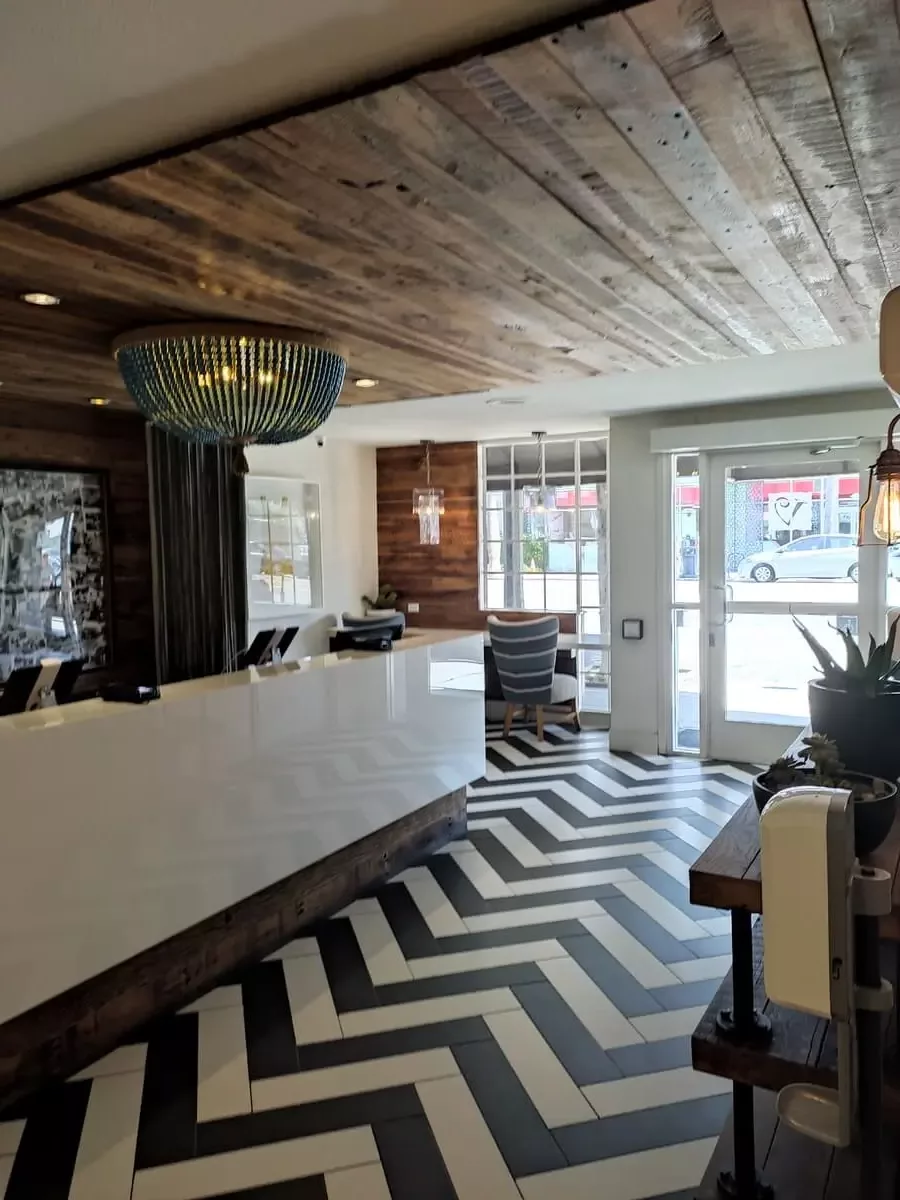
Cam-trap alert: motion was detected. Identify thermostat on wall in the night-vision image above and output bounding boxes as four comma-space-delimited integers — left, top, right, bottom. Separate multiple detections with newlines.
621, 619, 644, 640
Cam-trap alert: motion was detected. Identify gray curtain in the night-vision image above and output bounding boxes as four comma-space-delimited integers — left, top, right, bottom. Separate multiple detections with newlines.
147, 428, 247, 683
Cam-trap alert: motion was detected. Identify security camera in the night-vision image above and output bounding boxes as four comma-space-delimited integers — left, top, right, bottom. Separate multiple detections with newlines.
315, 436, 326, 448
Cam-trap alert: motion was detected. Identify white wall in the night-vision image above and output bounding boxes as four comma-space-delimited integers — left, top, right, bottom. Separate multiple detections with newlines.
608, 389, 896, 755
246, 440, 377, 658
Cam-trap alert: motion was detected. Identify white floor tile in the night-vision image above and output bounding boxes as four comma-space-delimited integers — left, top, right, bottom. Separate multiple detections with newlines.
613, 880, 709, 940
485, 1010, 595, 1127
0, 1119, 24, 1157
468, 817, 551, 868
464, 899, 605, 934
197, 1005, 252, 1122
408, 939, 566, 979
432, 839, 474, 855
579, 915, 679, 988
71, 1043, 147, 1080
282, 952, 343, 1045
630, 1006, 708, 1042
466, 798, 584, 842
668, 819, 712, 851
417, 1074, 522, 1200
349, 911, 412, 985
335, 898, 382, 917
68, 1068, 145, 1200
404, 873, 468, 937
669, 955, 732, 983
339, 988, 519, 1037
547, 841, 663, 865
265, 938, 320, 961
583, 1065, 731, 1117
325, 1161, 392, 1200
179, 985, 244, 1014
509, 868, 636, 896
253, 1048, 458, 1111
132, 1128, 379, 1200
538, 958, 641, 1049
517, 1136, 718, 1200
700, 915, 733, 936
643, 849, 691, 885
451, 848, 513, 898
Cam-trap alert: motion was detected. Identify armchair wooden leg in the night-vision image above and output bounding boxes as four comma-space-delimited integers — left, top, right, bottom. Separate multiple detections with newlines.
536, 706, 545, 741
503, 703, 514, 739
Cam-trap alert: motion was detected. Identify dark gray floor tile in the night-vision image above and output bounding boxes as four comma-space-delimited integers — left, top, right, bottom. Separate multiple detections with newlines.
651, 977, 721, 1010
599, 895, 701, 963
607, 1035, 693, 1077
451, 1040, 566, 1177
4, 1081, 90, 1200
375, 962, 545, 1005
196, 1086, 420, 1157
561, 935, 663, 1018
203, 1180, 327, 1199
316, 918, 378, 1012
242, 963, 299, 1080
133, 1013, 198, 1169
513, 981, 623, 1085
296, 1017, 492, 1071
374, 1115, 458, 1200
553, 1094, 731, 1165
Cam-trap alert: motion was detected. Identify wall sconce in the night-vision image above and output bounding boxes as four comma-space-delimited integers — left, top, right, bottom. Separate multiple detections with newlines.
412, 440, 444, 545
859, 412, 900, 545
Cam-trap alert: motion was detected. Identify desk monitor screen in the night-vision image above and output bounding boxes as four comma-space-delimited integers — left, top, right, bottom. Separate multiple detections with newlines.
275, 627, 299, 660
237, 629, 281, 669
52, 657, 85, 705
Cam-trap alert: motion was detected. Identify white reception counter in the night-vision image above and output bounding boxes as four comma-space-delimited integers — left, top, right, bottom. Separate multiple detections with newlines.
0, 629, 484, 1027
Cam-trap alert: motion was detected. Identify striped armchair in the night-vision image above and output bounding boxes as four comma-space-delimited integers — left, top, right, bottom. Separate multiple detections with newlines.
487, 614, 579, 740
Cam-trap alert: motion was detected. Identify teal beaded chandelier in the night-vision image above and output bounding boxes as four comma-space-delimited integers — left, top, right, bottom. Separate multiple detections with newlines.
112, 323, 346, 473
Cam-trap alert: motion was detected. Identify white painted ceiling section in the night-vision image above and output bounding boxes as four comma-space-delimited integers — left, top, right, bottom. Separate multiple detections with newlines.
324, 340, 885, 445
0, 0, 593, 198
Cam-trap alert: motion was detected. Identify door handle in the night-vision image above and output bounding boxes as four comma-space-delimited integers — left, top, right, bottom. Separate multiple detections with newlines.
725, 583, 734, 624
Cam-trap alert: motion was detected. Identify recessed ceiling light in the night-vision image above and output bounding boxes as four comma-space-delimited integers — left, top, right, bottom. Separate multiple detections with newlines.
89, 397, 110, 407
21, 291, 61, 307
354, 378, 379, 388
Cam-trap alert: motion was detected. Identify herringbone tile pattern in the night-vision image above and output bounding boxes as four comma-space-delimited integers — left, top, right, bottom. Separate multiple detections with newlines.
0, 728, 749, 1199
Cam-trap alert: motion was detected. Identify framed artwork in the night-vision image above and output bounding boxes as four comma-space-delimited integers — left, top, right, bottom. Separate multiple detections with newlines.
0, 465, 111, 680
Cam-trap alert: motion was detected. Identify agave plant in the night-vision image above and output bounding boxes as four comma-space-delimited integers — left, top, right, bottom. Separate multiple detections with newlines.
793, 613, 900, 696
362, 583, 399, 611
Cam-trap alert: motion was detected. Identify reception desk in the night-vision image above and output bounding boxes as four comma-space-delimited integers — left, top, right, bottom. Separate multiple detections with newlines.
0, 629, 484, 1101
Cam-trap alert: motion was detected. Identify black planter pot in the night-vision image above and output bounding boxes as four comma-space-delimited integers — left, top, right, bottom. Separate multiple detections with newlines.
808, 681, 900, 784
753, 768, 897, 855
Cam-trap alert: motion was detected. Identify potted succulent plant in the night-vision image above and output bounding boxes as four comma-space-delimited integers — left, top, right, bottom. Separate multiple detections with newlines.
794, 614, 900, 784
362, 584, 399, 615
754, 734, 896, 854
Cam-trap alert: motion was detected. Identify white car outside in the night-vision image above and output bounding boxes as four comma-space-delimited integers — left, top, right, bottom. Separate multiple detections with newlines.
736, 534, 900, 582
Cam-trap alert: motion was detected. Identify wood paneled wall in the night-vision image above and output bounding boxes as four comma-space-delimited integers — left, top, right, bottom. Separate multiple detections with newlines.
0, 398, 156, 684
375, 441, 575, 632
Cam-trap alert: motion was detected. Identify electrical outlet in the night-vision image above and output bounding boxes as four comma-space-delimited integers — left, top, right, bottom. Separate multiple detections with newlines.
408, 602, 420, 614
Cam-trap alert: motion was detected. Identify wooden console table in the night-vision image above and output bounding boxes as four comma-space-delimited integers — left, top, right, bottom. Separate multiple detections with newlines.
689, 795, 900, 1198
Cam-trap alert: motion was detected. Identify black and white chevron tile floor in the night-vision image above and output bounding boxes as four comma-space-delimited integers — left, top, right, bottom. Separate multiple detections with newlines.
0, 727, 753, 1200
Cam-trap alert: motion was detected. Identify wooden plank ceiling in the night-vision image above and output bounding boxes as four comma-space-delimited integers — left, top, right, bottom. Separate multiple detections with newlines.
0, 0, 895, 412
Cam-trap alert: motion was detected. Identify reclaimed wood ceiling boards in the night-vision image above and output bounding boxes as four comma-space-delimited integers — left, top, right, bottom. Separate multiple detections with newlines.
0, 0, 893, 410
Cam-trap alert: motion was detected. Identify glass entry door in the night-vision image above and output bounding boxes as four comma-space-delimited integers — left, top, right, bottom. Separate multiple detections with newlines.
702, 445, 885, 764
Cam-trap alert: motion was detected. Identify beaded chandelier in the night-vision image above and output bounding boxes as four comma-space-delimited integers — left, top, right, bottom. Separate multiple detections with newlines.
113, 323, 346, 473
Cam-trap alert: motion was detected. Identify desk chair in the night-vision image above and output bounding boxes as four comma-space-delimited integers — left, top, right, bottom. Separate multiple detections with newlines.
487, 614, 579, 740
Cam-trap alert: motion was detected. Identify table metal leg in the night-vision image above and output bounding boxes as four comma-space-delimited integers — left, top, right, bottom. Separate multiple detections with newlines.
716, 909, 772, 1044
714, 910, 773, 1200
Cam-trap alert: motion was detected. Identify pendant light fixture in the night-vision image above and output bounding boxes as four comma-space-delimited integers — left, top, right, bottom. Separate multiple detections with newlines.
859, 412, 900, 545
860, 289, 900, 545
523, 432, 553, 528
112, 323, 346, 474
413, 440, 444, 545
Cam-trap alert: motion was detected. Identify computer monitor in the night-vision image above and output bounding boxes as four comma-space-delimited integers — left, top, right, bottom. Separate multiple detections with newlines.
0, 659, 62, 716
236, 629, 280, 670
